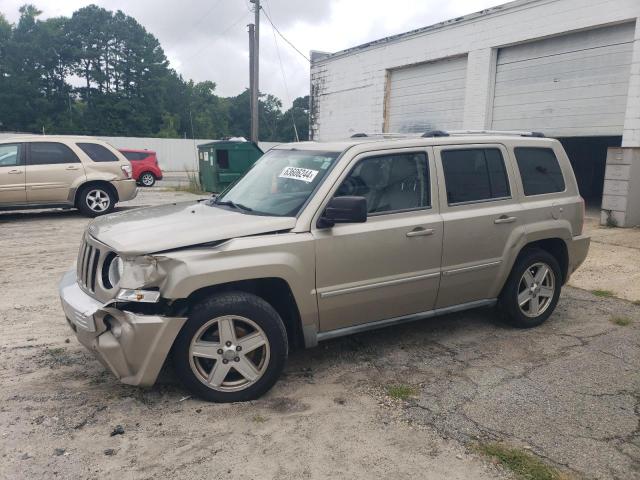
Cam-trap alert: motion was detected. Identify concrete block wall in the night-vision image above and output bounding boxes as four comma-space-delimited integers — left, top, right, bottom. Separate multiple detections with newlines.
602, 147, 640, 227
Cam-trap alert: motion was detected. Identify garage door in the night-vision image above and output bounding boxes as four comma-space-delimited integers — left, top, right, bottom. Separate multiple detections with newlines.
386, 56, 467, 133
492, 23, 635, 136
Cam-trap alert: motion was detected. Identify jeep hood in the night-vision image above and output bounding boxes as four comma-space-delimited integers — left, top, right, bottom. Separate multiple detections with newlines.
88, 201, 297, 255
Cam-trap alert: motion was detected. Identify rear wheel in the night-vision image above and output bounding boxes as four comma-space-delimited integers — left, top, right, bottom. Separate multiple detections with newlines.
499, 248, 561, 328
139, 172, 156, 187
77, 185, 115, 217
172, 292, 288, 402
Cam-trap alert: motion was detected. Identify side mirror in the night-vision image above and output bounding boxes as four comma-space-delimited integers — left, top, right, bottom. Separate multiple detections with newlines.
318, 196, 367, 228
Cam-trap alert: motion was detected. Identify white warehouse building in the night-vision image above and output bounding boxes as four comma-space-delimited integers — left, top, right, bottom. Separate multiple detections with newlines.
309, 0, 640, 226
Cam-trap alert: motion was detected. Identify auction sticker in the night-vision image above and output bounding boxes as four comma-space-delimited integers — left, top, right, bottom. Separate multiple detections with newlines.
279, 166, 319, 183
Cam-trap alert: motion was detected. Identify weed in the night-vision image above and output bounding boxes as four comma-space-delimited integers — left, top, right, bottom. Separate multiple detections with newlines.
386, 384, 418, 401
252, 414, 267, 423
476, 443, 565, 480
591, 289, 614, 298
610, 316, 632, 326
633, 300, 640, 306
171, 169, 207, 194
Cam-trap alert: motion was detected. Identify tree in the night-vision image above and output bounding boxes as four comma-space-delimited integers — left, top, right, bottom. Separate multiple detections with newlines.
0, 3, 310, 142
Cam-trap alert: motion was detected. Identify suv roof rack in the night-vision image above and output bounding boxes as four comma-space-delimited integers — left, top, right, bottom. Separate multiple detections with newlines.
429, 130, 545, 138
350, 132, 417, 138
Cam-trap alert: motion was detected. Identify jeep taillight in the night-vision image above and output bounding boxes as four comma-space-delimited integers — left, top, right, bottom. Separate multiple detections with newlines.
121, 164, 132, 178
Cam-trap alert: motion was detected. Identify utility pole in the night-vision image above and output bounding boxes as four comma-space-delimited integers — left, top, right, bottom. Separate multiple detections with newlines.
249, 0, 260, 143
248, 23, 256, 142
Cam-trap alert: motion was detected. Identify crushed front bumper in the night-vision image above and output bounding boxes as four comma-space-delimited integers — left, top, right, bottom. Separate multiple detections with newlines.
59, 269, 186, 386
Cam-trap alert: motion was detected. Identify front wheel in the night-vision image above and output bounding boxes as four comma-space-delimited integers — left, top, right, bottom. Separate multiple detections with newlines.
499, 248, 562, 328
172, 292, 288, 402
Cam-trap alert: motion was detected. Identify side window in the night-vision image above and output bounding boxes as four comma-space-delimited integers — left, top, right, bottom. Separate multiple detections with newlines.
0, 143, 21, 167
77, 143, 119, 162
122, 151, 138, 161
336, 152, 430, 214
217, 149, 230, 169
514, 147, 565, 195
441, 148, 510, 204
29, 142, 80, 165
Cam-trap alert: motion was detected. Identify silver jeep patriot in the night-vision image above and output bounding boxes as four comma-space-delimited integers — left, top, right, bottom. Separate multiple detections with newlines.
59, 131, 590, 402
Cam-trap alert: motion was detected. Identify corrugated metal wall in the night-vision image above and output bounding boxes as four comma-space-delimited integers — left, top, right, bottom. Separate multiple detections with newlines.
0, 134, 280, 171
386, 56, 468, 133
491, 22, 635, 136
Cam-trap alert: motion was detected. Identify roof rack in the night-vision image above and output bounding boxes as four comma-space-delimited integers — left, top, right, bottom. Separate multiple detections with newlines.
426, 130, 545, 138
350, 132, 418, 138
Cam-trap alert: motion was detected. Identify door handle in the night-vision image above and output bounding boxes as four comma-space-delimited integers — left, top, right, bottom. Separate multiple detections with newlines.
494, 215, 517, 224
406, 227, 434, 237
66, 165, 80, 170
8, 169, 23, 174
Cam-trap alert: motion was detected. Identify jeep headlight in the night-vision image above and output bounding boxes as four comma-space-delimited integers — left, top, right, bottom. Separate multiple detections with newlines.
108, 255, 123, 288
102, 253, 124, 290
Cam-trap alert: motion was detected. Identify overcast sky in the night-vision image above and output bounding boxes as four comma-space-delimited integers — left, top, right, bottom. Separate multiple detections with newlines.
1, 0, 504, 106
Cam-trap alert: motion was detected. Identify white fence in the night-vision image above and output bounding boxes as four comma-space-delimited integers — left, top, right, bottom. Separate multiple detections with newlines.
0, 133, 280, 172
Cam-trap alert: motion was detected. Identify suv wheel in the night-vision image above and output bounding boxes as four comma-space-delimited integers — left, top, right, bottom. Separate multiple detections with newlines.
499, 248, 561, 328
139, 172, 156, 187
78, 186, 115, 217
172, 292, 288, 402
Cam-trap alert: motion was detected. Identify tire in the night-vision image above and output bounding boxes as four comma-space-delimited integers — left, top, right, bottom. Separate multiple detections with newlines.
77, 185, 116, 217
498, 248, 562, 328
139, 172, 156, 187
172, 291, 288, 402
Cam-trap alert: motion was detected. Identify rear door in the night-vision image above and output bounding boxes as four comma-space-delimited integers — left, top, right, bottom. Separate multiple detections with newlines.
434, 144, 523, 308
0, 143, 26, 204
26, 142, 86, 204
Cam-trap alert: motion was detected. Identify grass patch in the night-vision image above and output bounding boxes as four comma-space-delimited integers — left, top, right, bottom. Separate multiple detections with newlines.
171, 170, 207, 195
633, 300, 640, 306
385, 384, 418, 401
591, 289, 615, 298
252, 414, 267, 423
477, 443, 565, 480
610, 316, 632, 326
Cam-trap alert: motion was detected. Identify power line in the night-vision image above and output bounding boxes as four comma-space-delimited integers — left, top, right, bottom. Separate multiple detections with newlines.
182, 10, 250, 63
264, 0, 299, 141
261, 7, 310, 63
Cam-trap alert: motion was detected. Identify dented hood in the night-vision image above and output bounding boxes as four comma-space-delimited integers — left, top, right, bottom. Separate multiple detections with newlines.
87, 201, 297, 255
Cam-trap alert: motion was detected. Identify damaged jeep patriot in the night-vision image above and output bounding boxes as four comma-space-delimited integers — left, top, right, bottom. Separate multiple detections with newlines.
59, 131, 590, 402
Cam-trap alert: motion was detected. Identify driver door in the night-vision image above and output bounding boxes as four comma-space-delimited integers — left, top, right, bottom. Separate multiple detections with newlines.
0, 143, 26, 204
312, 149, 443, 332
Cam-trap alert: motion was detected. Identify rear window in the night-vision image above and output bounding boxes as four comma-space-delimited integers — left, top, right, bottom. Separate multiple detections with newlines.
514, 147, 565, 195
77, 143, 119, 162
121, 151, 149, 161
441, 148, 510, 204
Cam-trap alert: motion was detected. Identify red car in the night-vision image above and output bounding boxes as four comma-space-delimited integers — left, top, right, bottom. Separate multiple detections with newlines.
119, 149, 163, 187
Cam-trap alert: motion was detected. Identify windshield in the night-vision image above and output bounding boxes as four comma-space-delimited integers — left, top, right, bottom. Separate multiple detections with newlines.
213, 149, 340, 217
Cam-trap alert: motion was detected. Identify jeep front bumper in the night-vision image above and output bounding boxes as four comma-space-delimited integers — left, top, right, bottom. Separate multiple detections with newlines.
58, 269, 186, 386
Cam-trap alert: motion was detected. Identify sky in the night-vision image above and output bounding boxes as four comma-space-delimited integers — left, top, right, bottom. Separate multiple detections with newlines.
1, 0, 505, 106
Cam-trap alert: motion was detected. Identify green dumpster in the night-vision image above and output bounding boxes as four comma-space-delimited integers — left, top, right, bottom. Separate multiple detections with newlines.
198, 140, 264, 193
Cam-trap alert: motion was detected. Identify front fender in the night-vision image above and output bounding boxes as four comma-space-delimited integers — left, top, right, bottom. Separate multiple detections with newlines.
157, 233, 318, 332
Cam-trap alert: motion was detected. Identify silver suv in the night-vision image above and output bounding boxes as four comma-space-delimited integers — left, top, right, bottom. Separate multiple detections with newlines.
59, 131, 590, 402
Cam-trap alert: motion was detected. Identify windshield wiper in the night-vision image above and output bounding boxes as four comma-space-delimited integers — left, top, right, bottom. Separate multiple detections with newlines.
214, 199, 253, 212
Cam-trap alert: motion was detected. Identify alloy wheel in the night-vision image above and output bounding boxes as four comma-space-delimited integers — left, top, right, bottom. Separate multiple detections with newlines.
188, 315, 270, 392
141, 173, 155, 186
517, 262, 555, 318
86, 189, 111, 213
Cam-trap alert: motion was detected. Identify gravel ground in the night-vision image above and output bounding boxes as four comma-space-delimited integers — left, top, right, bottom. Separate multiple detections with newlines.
0, 188, 638, 479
